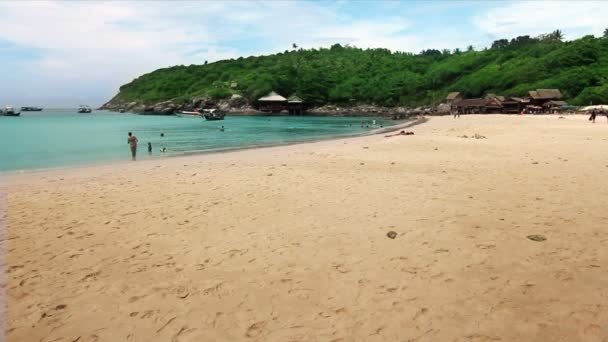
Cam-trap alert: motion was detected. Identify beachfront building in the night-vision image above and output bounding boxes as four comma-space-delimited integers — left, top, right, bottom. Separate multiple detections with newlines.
446, 92, 462, 105
257, 91, 287, 113
543, 100, 569, 113
527, 89, 563, 107
501, 97, 528, 113
453, 97, 503, 114
287, 94, 305, 115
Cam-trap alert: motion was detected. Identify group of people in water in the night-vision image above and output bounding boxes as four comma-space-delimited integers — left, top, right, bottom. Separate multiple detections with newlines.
127, 126, 226, 161
127, 132, 166, 161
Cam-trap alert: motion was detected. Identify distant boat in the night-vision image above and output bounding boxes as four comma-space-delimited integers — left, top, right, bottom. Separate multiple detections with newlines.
78, 105, 92, 113
202, 109, 225, 121
2, 106, 21, 117
176, 110, 202, 118
21, 106, 43, 111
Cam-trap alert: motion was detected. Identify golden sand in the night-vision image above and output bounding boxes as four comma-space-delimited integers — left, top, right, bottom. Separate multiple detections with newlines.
4, 115, 608, 341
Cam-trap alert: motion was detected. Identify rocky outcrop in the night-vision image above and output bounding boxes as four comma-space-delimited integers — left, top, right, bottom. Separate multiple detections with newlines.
151, 100, 178, 115
100, 95, 441, 118
308, 104, 439, 118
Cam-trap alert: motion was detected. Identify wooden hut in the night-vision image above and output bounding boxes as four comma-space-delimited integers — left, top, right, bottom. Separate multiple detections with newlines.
454, 98, 502, 114
287, 94, 305, 115
446, 92, 462, 105
543, 100, 568, 113
527, 89, 562, 107
501, 97, 528, 114
257, 91, 287, 113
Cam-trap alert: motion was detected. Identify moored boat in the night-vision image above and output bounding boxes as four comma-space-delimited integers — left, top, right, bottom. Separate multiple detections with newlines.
78, 105, 92, 113
176, 110, 202, 118
2, 106, 21, 117
202, 109, 225, 121
21, 106, 43, 111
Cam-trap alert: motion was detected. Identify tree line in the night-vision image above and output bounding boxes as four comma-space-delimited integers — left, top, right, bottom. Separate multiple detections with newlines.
110, 30, 608, 107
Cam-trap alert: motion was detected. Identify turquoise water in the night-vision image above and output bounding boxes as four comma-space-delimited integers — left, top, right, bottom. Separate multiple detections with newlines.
0, 110, 397, 172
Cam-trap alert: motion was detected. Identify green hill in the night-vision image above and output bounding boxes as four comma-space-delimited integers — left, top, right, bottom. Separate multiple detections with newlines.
106, 31, 608, 109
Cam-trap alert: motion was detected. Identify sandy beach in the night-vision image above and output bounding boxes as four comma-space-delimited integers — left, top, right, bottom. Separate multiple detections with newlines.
4, 114, 608, 341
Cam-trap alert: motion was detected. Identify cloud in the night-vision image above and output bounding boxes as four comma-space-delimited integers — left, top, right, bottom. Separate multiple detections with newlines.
0, 0, 605, 106
473, 1, 608, 40
0, 1, 424, 105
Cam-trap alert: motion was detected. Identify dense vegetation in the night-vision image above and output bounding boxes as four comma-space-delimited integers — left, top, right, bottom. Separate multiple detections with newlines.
110, 30, 608, 107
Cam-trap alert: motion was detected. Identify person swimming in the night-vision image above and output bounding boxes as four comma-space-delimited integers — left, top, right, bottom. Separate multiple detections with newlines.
220, 126, 225, 132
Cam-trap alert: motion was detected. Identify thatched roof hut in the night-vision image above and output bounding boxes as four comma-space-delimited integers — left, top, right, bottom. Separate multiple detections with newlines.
257, 91, 287, 113
528, 89, 562, 100
258, 91, 287, 102
446, 92, 462, 103
287, 94, 303, 103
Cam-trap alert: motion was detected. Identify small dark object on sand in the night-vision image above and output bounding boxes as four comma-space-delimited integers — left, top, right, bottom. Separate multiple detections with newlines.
385, 130, 414, 137
527, 234, 546, 242
387, 231, 397, 239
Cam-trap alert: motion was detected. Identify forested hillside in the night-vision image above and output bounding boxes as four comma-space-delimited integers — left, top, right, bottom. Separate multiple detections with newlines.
107, 30, 608, 108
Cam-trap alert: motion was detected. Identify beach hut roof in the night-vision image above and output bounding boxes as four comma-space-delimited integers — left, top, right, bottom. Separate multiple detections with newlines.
544, 100, 568, 106
529, 89, 562, 99
258, 91, 287, 102
446, 92, 461, 100
287, 94, 303, 103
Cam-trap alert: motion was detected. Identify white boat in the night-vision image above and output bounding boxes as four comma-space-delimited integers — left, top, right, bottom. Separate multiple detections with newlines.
176, 110, 202, 117
78, 105, 92, 113
2, 106, 20, 117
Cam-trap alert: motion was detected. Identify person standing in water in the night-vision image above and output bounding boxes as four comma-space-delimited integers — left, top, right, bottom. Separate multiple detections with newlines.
127, 132, 138, 161
147, 142, 152, 154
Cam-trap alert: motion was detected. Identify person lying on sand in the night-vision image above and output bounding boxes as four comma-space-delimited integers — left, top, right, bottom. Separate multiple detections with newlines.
385, 130, 414, 137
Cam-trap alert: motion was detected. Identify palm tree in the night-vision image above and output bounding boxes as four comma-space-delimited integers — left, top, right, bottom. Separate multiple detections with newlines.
604, 28, 608, 38
292, 43, 298, 49
466, 45, 474, 52
553, 29, 564, 41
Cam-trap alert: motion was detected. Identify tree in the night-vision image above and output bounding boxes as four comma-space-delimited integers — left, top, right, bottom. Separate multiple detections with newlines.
538, 30, 564, 42
604, 28, 608, 38
466, 45, 474, 52
491, 39, 509, 49
293, 43, 298, 49
204, 60, 208, 65
453, 48, 462, 54
553, 29, 564, 41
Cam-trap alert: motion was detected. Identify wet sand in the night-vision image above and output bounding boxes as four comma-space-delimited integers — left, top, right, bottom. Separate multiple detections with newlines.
4, 114, 608, 341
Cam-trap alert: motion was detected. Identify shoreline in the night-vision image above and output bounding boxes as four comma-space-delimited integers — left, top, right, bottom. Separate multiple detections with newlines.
0, 116, 425, 178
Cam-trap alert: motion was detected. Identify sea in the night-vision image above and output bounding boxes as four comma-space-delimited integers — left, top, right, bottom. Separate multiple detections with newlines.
0, 110, 399, 172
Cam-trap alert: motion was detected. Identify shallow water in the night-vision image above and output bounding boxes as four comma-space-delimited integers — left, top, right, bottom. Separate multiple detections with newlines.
0, 110, 396, 171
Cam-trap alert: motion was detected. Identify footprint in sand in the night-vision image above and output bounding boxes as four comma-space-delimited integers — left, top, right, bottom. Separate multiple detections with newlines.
245, 321, 266, 338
